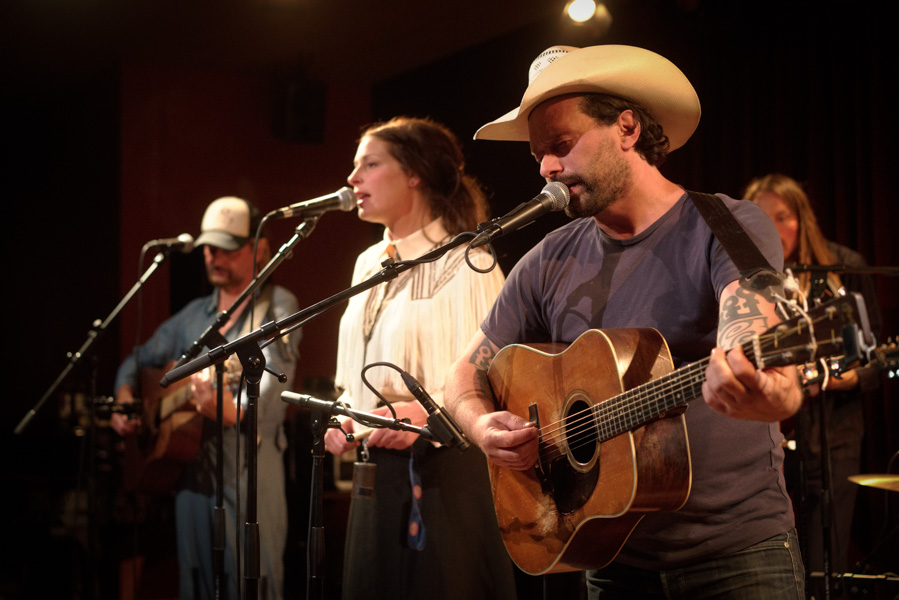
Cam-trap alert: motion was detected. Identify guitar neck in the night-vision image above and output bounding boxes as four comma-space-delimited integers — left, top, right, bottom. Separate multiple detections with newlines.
591, 293, 866, 442
159, 386, 195, 421
591, 329, 811, 442
593, 357, 708, 443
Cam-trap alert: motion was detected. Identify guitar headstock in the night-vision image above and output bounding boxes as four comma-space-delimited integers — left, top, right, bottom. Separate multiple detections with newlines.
871, 338, 899, 378
751, 292, 873, 369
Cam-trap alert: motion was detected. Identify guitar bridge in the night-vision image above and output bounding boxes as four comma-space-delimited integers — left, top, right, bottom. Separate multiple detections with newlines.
528, 403, 552, 495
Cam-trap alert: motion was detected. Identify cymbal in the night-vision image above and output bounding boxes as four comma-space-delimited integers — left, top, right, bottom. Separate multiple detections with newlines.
848, 474, 899, 492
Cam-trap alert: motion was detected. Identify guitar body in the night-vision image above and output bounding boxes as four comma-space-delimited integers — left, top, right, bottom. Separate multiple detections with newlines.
487, 328, 691, 575
123, 362, 204, 495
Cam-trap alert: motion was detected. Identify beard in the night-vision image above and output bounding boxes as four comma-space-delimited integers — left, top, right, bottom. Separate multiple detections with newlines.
206, 265, 241, 290
560, 139, 633, 219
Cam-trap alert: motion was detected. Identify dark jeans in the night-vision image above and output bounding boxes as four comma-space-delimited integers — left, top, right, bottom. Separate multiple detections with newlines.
586, 530, 805, 600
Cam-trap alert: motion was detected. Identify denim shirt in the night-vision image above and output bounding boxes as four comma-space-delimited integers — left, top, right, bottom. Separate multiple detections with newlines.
114, 284, 300, 493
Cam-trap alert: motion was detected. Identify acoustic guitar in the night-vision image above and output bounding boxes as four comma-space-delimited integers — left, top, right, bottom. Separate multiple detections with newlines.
485, 293, 872, 575
123, 357, 242, 495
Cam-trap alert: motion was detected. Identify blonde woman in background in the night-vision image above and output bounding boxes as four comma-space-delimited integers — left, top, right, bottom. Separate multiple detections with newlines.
744, 173, 882, 577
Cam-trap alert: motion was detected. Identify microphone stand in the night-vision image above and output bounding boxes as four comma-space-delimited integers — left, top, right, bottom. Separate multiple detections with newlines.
238, 342, 267, 600
807, 272, 835, 600
15, 249, 176, 435
793, 264, 883, 599
159, 231, 478, 600
168, 217, 319, 600
172, 218, 321, 369
279, 392, 438, 600
210, 332, 228, 600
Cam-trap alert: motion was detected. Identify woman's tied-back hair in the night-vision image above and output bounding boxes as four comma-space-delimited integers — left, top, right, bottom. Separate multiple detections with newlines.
361, 116, 490, 235
743, 173, 841, 294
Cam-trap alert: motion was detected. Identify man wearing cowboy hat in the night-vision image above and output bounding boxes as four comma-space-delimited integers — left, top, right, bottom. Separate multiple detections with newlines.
446, 46, 804, 597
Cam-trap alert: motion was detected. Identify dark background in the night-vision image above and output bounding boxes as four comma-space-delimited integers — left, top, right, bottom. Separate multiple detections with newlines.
2, 1, 896, 598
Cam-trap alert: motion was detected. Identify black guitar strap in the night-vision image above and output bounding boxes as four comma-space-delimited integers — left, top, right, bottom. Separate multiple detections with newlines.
688, 191, 786, 300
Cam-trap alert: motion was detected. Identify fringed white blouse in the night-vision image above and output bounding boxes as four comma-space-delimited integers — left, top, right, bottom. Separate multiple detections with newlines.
335, 218, 505, 412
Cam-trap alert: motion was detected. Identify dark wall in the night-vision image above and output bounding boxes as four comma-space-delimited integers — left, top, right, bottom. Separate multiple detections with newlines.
6, 69, 122, 427
4, 66, 124, 599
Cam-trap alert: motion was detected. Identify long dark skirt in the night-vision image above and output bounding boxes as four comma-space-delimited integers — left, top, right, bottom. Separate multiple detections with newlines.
340, 439, 517, 600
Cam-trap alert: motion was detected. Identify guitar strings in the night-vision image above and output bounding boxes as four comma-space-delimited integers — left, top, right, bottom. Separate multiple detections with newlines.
536, 310, 825, 445
528, 313, 832, 463
535, 358, 709, 463
536, 345, 734, 444
537, 332, 819, 461
537, 333, 826, 463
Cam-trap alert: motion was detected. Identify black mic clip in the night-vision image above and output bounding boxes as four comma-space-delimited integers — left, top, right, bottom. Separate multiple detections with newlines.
400, 371, 470, 451
93, 396, 143, 419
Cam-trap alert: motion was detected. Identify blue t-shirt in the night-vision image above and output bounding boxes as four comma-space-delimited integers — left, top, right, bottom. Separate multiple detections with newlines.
482, 193, 795, 570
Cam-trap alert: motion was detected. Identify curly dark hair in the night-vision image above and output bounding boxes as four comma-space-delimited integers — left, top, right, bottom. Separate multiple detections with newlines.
578, 94, 670, 167
360, 116, 489, 235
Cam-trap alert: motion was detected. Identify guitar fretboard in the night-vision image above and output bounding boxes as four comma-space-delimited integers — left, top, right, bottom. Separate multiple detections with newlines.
591, 339, 759, 442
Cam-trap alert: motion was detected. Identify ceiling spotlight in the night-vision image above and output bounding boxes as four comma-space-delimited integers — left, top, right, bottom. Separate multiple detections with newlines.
563, 0, 613, 37
566, 0, 597, 23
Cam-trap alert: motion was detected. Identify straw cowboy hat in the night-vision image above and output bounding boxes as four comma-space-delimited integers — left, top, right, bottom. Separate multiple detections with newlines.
474, 45, 701, 151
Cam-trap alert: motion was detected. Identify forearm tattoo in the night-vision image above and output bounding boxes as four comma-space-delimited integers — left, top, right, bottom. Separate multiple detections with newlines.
718, 286, 770, 349
469, 336, 497, 370
469, 336, 497, 401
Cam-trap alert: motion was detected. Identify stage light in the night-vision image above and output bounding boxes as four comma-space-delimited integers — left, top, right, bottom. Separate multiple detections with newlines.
566, 0, 597, 23
563, 0, 613, 37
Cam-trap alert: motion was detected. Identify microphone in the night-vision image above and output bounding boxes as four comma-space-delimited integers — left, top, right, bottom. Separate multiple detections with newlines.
470, 181, 569, 248
269, 187, 357, 219
146, 233, 195, 253
281, 391, 339, 413
400, 371, 471, 451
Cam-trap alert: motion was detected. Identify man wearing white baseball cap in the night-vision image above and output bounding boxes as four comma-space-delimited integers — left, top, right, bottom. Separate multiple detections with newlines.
112, 196, 300, 600
446, 45, 804, 598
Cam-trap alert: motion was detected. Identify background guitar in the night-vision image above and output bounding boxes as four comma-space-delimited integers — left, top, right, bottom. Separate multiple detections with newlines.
123, 357, 242, 495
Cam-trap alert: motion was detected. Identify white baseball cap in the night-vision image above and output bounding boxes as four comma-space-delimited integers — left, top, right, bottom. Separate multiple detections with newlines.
194, 196, 258, 251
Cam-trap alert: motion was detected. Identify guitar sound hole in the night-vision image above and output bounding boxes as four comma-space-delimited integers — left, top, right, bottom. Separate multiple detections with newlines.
549, 395, 601, 514
565, 399, 597, 465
